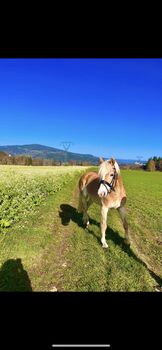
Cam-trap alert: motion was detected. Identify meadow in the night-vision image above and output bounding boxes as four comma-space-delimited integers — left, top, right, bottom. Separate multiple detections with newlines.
0, 165, 161, 291
0, 165, 88, 230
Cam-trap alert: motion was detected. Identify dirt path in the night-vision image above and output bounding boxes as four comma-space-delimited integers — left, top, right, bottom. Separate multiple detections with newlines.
25, 173, 81, 291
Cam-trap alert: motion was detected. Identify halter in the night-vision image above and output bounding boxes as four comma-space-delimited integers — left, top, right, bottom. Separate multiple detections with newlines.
98, 167, 116, 194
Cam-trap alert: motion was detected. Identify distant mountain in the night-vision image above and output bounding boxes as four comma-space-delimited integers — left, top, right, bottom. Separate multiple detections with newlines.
0, 144, 99, 163
0, 144, 145, 164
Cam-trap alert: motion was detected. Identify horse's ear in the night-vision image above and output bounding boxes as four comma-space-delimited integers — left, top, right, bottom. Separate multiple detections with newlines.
114, 160, 120, 174
109, 157, 115, 165
109, 158, 120, 174
99, 157, 104, 164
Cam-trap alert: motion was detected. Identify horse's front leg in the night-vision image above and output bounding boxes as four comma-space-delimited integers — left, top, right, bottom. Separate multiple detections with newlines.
101, 206, 108, 248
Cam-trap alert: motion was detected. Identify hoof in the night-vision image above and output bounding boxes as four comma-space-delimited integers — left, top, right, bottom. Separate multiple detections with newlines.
101, 239, 108, 248
83, 221, 89, 229
102, 243, 108, 248
86, 221, 89, 228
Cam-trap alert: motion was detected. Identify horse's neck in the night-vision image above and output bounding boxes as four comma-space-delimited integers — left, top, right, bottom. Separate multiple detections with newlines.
116, 174, 126, 194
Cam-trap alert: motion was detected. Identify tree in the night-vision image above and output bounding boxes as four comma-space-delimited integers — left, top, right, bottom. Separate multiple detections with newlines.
159, 159, 162, 171
32, 158, 44, 166
25, 156, 32, 166
0, 151, 8, 164
146, 159, 156, 171
69, 160, 77, 165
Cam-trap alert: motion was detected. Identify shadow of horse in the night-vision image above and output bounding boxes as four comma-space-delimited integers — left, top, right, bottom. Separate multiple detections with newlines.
59, 203, 100, 229
107, 227, 162, 287
59, 204, 162, 288
0, 258, 32, 292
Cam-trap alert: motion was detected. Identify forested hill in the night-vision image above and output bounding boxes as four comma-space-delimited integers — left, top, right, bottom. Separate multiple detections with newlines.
0, 144, 144, 164
0, 144, 99, 163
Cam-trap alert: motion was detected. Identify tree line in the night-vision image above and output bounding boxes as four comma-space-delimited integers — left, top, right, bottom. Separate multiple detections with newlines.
121, 157, 162, 171
0, 152, 92, 166
0, 151, 161, 170
145, 156, 162, 171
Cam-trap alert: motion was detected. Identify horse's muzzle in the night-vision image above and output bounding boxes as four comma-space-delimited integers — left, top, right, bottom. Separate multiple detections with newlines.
98, 184, 110, 198
98, 191, 107, 198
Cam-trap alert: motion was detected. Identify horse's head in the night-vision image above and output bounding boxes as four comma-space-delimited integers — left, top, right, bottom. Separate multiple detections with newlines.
98, 157, 120, 198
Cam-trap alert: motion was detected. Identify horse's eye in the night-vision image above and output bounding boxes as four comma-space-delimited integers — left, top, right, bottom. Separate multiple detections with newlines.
110, 173, 114, 176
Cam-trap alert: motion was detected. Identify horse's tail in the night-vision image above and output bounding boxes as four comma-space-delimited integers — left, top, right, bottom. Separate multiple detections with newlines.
77, 175, 87, 213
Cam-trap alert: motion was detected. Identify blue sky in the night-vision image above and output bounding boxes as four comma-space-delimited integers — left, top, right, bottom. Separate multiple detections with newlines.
0, 58, 161, 160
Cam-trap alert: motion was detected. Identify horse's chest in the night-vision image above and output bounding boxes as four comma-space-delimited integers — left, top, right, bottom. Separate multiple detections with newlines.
103, 194, 121, 209
108, 199, 121, 209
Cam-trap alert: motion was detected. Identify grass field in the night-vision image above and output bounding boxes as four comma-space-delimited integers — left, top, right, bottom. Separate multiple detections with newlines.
0, 166, 161, 291
0, 165, 88, 230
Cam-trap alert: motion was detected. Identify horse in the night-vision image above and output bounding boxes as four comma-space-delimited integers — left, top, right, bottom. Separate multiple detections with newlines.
78, 157, 130, 248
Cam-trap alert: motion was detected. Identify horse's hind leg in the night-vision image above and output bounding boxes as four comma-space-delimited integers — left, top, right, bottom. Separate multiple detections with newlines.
83, 194, 94, 228
118, 206, 130, 245
78, 191, 90, 228
82, 197, 92, 228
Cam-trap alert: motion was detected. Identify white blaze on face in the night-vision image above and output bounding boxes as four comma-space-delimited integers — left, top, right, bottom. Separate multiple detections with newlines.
98, 182, 110, 197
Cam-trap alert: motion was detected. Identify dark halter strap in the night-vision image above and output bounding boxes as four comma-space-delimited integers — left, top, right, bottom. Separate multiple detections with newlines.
98, 168, 116, 192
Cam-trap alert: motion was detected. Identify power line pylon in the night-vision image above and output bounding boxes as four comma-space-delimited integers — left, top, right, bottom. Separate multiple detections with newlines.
60, 141, 73, 163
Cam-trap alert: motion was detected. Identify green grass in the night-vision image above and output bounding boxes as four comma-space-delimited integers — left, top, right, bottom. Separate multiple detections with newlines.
0, 167, 161, 291
122, 170, 162, 278
0, 165, 88, 230
58, 169, 162, 291
0, 166, 88, 291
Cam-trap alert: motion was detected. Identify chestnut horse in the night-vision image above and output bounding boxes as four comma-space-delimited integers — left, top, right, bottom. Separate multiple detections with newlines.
78, 157, 130, 248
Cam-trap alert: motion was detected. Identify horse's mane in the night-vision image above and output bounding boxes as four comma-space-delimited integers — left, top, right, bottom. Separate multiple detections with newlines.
98, 159, 120, 178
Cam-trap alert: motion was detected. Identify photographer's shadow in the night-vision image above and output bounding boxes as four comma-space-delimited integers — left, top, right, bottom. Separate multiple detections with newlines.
0, 258, 32, 291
